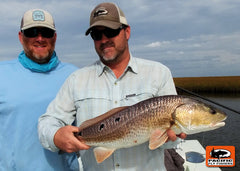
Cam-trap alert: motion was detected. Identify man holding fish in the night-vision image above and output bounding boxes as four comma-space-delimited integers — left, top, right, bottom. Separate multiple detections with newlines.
38, 2, 188, 170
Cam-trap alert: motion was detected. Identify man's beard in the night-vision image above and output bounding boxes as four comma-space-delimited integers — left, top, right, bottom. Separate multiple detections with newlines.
98, 42, 122, 65
25, 50, 53, 64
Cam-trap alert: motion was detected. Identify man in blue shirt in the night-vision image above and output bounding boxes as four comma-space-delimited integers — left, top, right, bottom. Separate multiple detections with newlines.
0, 9, 79, 170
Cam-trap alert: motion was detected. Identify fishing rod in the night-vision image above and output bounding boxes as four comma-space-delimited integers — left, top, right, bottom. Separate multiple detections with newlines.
176, 86, 240, 115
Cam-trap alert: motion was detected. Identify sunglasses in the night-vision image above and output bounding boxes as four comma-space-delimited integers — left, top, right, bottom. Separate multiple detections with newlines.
22, 27, 55, 38
90, 25, 126, 41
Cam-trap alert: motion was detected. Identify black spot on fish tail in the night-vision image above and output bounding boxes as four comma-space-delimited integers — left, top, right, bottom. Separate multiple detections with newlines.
115, 117, 121, 122
99, 123, 105, 131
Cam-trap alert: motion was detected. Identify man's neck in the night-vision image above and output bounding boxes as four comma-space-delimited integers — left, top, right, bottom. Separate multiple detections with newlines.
106, 54, 130, 79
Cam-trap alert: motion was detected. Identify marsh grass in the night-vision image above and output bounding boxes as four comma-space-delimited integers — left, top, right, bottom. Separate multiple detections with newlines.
174, 76, 240, 94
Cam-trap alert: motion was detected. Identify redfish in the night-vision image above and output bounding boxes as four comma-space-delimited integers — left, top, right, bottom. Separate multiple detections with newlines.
77, 95, 227, 163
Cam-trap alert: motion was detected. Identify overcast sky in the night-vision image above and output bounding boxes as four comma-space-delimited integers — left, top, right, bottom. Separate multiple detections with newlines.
1, 0, 239, 77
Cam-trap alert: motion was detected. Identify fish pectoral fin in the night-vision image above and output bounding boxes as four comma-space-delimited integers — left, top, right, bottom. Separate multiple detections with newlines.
149, 129, 168, 150
93, 147, 116, 163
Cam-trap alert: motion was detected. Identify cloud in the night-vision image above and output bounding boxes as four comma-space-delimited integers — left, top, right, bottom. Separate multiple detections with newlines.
146, 41, 171, 48
131, 31, 240, 77
146, 42, 161, 48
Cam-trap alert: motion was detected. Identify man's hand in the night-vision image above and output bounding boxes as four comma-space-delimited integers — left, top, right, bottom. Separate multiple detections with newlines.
167, 129, 187, 142
54, 125, 90, 153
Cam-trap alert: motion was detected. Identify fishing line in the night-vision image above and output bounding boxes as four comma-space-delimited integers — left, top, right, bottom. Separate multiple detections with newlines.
176, 86, 240, 115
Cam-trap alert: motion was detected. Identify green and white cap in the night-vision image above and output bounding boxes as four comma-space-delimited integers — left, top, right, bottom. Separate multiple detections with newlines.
20, 9, 56, 31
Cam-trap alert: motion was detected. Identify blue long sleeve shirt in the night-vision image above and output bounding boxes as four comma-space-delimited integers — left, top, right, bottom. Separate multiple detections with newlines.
0, 58, 78, 171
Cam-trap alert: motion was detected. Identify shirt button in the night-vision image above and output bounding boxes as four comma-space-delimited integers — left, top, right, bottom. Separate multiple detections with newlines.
114, 82, 117, 85
115, 101, 118, 104
116, 163, 120, 167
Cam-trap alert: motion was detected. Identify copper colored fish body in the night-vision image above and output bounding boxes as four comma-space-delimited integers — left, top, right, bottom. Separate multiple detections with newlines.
77, 95, 227, 163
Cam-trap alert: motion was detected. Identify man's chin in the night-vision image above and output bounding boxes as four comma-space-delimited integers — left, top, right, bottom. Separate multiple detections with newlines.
101, 58, 117, 65
32, 55, 51, 64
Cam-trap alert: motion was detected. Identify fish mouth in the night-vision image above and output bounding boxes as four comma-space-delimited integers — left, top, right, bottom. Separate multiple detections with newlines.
212, 122, 225, 127
211, 117, 227, 127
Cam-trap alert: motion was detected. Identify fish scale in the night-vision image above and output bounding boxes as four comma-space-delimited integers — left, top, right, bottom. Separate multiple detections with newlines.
76, 95, 227, 163
80, 96, 178, 143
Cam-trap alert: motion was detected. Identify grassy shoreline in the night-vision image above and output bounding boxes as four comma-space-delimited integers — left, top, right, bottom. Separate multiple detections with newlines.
173, 76, 240, 94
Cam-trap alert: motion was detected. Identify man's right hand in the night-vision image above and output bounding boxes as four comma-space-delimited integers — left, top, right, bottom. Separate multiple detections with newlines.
54, 125, 90, 153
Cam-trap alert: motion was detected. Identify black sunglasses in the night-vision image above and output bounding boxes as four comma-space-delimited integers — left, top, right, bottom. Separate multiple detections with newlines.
22, 27, 55, 38
90, 25, 126, 41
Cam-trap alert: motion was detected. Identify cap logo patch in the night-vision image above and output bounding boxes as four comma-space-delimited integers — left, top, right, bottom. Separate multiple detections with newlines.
94, 8, 108, 17
32, 10, 45, 21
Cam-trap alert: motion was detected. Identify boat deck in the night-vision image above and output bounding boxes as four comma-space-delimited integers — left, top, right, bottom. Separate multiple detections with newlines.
176, 140, 221, 171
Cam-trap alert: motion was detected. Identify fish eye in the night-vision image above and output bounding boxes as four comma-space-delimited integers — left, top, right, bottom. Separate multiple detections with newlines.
210, 108, 217, 114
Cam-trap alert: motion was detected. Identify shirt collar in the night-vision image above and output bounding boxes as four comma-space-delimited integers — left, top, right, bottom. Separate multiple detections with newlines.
96, 54, 138, 77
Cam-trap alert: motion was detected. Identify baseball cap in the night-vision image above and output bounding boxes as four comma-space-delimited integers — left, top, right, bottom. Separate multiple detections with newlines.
85, 2, 128, 35
20, 9, 56, 31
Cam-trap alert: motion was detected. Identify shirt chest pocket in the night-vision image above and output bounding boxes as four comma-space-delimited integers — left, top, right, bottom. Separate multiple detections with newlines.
74, 90, 112, 120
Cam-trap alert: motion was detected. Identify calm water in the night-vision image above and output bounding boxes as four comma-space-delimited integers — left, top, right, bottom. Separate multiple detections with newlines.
185, 94, 240, 171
